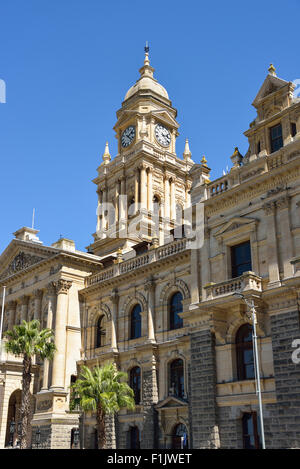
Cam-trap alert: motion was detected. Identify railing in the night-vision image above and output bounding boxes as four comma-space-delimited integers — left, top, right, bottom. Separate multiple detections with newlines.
209, 177, 230, 197
120, 252, 150, 274
86, 267, 114, 286
157, 239, 187, 260
204, 271, 262, 300
86, 238, 189, 287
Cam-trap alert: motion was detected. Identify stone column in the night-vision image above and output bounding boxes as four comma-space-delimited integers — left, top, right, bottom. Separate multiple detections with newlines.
147, 168, 153, 212
140, 165, 147, 210
50, 280, 72, 391
42, 283, 56, 391
185, 181, 191, 209
164, 176, 170, 219
170, 177, 176, 220
145, 278, 156, 342
115, 180, 119, 222
120, 176, 126, 220
97, 190, 103, 232
201, 228, 211, 301
33, 289, 43, 321
276, 195, 294, 278
102, 187, 107, 231
7, 300, 17, 330
263, 201, 280, 286
134, 169, 139, 214
110, 290, 118, 352
20, 295, 29, 322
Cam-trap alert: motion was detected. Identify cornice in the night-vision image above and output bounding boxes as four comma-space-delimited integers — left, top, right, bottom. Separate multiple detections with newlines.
205, 155, 300, 216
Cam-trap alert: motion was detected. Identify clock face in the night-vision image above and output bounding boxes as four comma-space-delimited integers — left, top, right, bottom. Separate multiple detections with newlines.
155, 124, 171, 147
121, 126, 135, 148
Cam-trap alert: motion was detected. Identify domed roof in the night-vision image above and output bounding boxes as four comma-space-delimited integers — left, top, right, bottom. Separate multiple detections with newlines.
124, 52, 169, 101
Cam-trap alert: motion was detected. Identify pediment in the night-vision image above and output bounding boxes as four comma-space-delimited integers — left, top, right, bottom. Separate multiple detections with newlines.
155, 396, 188, 409
150, 110, 179, 129
0, 242, 53, 281
252, 74, 290, 108
215, 217, 257, 239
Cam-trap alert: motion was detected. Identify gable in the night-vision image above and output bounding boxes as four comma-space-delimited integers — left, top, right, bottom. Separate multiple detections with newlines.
215, 217, 257, 240
0, 242, 54, 281
155, 396, 188, 409
150, 110, 179, 129
252, 74, 290, 108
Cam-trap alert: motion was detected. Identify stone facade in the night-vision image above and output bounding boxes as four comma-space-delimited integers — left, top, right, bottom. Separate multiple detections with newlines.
0, 56, 300, 449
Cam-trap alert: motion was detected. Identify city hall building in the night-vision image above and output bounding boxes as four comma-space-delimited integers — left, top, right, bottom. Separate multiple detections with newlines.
0, 52, 300, 449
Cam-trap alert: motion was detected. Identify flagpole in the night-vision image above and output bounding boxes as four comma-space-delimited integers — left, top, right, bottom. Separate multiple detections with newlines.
0, 285, 6, 359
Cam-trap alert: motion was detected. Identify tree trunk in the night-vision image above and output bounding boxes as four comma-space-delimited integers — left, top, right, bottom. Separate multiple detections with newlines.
96, 405, 106, 449
20, 354, 32, 449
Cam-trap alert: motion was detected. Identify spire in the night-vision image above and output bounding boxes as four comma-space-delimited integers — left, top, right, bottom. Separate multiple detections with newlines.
102, 141, 111, 164
183, 138, 192, 160
268, 63, 277, 77
139, 41, 154, 79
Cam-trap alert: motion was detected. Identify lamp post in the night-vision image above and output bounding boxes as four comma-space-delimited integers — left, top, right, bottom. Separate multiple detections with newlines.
233, 292, 266, 449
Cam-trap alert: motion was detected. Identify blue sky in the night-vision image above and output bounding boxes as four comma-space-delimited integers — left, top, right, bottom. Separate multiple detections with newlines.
0, 0, 299, 253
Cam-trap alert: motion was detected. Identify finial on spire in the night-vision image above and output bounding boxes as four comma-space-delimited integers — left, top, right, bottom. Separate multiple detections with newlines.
143, 41, 150, 67
183, 138, 192, 160
102, 141, 111, 164
201, 155, 207, 166
268, 63, 276, 76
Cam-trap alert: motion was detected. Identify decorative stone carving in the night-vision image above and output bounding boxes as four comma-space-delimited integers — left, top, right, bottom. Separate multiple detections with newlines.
54, 279, 72, 295
262, 201, 276, 215
276, 195, 290, 210
0, 252, 44, 280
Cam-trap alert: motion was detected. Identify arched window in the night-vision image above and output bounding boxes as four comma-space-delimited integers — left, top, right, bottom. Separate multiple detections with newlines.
96, 316, 106, 348
130, 367, 141, 404
242, 412, 261, 449
130, 304, 142, 339
236, 324, 254, 380
172, 423, 188, 449
169, 292, 183, 330
129, 426, 140, 449
170, 359, 184, 399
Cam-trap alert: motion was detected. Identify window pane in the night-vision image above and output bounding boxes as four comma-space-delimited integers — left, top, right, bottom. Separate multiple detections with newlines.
131, 304, 142, 339
236, 324, 255, 380
270, 124, 283, 153
231, 241, 252, 278
170, 359, 184, 398
170, 292, 183, 330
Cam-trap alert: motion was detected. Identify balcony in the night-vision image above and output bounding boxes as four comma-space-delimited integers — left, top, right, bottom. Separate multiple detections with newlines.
85, 238, 189, 288
204, 271, 262, 301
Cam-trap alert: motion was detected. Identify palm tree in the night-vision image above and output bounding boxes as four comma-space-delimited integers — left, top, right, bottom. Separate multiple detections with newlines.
5, 319, 56, 449
70, 362, 135, 449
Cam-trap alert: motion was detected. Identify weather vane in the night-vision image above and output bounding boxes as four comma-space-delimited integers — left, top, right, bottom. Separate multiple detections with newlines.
144, 41, 149, 53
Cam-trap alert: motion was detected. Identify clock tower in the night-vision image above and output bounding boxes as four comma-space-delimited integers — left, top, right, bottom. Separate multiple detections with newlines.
89, 47, 194, 257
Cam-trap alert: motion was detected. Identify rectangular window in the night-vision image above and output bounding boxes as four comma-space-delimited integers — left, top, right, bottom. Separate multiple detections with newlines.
242, 412, 261, 449
291, 122, 297, 138
231, 241, 252, 278
270, 123, 283, 153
